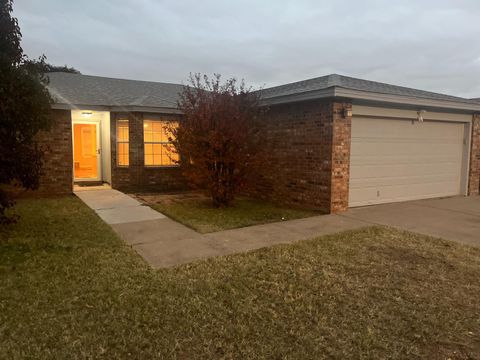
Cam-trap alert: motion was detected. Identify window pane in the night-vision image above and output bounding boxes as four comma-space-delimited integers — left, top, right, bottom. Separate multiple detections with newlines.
143, 119, 179, 166
123, 144, 129, 166
144, 130, 153, 142
161, 128, 168, 143
117, 143, 129, 166
117, 120, 128, 141
144, 144, 153, 165
153, 128, 162, 142
143, 120, 152, 140
144, 143, 152, 155
145, 154, 153, 166
154, 153, 162, 166
116, 120, 129, 166
153, 143, 162, 154
151, 143, 161, 165
160, 144, 173, 165
152, 121, 163, 132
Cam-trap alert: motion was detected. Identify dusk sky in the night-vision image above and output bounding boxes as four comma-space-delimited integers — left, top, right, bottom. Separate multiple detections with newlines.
13, 0, 480, 98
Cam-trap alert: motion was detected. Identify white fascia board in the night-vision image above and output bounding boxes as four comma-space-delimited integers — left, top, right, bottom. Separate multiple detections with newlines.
334, 87, 480, 113
259, 88, 335, 106
258, 86, 480, 112
51, 103, 182, 114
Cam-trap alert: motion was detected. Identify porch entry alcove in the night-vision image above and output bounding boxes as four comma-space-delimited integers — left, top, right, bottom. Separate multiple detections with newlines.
71, 110, 111, 184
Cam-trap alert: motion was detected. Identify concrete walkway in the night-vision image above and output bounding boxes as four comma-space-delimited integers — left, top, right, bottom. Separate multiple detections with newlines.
112, 214, 367, 268
75, 188, 165, 225
76, 187, 480, 268
74, 188, 367, 268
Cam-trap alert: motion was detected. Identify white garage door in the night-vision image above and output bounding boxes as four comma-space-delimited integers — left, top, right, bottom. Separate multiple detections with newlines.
349, 117, 466, 207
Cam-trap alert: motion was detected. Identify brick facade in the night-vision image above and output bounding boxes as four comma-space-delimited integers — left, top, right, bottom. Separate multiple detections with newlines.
251, 99, 351, 213
27, 104, 479, 210
35, 109, 73, 195
110, 111, 187, 192
469, 114, 480, 195
330, 102, 352, 212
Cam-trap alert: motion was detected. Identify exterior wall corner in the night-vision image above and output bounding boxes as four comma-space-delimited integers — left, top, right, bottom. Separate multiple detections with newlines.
468, 114, 480, 195
35, 109, 73, 195
329, 101, 352, 213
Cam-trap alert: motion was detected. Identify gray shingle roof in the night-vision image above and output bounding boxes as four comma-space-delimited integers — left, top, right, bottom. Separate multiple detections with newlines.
47, 72, 478, 111
47, 72, 185, 109
260, 73, 475, 104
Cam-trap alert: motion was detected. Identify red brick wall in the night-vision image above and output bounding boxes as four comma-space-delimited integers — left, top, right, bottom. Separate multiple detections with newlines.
110, 111, 187, 192
251, 99, 351, 213
330, 102, 352, 212
469, 114, 480, 195
35, 109, 73, 195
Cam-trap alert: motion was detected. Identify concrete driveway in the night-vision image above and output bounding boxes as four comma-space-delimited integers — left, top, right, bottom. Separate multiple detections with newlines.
344, 196, 480, 248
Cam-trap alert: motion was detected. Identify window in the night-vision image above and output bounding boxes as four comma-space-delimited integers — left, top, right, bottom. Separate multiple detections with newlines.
143, 120, 179, 166
116, 119, 129, 166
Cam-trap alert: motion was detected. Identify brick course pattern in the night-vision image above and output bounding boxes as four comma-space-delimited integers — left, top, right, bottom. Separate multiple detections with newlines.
330, 102, 352, 212
34, 109, 73, 195
469, 114, 480, 195
251, 99, 351, 213
110, 111, 187, 192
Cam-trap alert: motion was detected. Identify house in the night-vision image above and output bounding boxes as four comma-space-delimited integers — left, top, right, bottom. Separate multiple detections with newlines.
40, 72, 480, 214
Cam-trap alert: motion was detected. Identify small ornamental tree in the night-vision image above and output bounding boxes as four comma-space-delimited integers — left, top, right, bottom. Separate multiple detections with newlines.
0, 0, 53, 222
167, 74, 265, 207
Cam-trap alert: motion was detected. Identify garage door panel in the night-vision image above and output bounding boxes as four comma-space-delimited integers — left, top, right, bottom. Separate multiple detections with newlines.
351, 154, 462, 166
350, 173, 461, 188
352, 141, 463, 157
353, 117, 464, 138
350, 163, 462, 180
350, 181, 461, 207
349, 117, 465, 207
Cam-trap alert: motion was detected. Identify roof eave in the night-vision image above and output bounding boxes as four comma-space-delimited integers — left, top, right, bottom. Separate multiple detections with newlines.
51, 102, 182, 115
259, 88, 336, 106
259, 86, 480, 113
334, 87, 480, 113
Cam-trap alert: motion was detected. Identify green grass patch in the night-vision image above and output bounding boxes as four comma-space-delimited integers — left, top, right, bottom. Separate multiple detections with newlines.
1, 197, 480, 359
150, 197, 321, 233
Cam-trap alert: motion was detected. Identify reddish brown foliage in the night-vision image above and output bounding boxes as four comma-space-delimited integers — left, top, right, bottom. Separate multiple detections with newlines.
166, 74, 265, 207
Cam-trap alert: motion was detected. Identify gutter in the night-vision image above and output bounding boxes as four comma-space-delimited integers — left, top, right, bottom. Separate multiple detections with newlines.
260, 86, 480, 113
51, 103, 182, 115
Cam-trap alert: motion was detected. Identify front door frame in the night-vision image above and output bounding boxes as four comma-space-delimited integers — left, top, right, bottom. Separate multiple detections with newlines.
72, 119, 102, 182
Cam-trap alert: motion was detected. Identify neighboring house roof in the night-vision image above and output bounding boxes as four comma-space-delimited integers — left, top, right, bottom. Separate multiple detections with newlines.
47, 72, 185, 112
47, 72, 480, 113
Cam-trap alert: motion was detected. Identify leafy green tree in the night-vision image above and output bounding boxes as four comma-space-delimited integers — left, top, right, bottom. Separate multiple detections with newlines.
0, 0, 53, 222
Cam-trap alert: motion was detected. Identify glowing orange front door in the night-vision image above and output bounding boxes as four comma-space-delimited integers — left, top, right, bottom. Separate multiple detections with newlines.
73, 123, 98, 179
